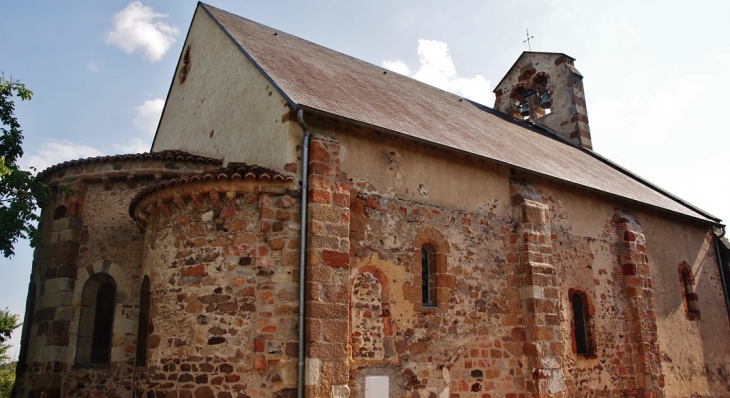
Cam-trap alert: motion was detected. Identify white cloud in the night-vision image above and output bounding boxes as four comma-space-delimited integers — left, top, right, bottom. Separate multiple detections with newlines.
133, 98, 165, 135
105, 2, 179, 62
115, 137, 151, 154
87, 62, 100, 72
382, 60, 410, 75
23, 140, 104, 172
382, 39, 494, 105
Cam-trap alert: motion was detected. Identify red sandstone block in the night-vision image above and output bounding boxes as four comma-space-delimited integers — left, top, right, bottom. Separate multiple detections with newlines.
275, 209, 291, 221
268, 238, 285, 250
254, 338, 265, 353
310, 140, 331, 163
253, 354, 267, 370
323, 320, 348, 343
324, 285, 348, 303
510, 327, 526, 342
321, 249, 349, 268
326, 223, 349, 238
181, 264, 206, 278
321, 359, 349, 384
309, 188, 331, 204
307, 342, 348, 358
523, 342, 538, 356
622, 264, 637, 275
307, 302, 348, 319
625, 276, 644, 287
309, 235, 339, 250
333, 193, 349, 208
309, 175, 330, 192
364, 197, 378, 209
440, 274, 456, 289
310, 162, 334, 177
435, 253, 448, 273
409, 342, 428, 354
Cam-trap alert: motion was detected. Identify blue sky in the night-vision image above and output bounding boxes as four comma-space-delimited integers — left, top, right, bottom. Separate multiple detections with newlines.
2, 0, 729, 358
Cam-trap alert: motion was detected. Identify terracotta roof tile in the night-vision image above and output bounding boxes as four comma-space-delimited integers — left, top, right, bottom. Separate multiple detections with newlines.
37, 150, 222, 181
129, 163, 294, 215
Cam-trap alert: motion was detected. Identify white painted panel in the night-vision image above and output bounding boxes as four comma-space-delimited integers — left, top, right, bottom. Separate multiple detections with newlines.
365, 376, 389, 398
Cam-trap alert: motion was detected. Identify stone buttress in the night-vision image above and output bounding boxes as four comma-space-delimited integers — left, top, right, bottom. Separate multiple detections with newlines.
508, 180, 566, 398
303, 135, 352, 398
613, 210, 665, 397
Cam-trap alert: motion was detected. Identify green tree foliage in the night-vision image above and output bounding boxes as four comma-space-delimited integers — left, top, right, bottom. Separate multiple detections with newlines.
0, 361, 15, 398
0, 309, 21, 363
0, 75, 48, 258
0, 309, 20, 398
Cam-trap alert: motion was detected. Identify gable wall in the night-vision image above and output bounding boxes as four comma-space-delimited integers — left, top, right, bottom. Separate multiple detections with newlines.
153, 7, 301, 175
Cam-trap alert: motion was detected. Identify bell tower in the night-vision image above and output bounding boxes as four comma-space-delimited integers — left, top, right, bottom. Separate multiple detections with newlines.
493, 52, 592, 150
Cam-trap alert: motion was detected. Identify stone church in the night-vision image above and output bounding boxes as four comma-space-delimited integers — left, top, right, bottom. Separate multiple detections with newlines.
12, 2, 730, 398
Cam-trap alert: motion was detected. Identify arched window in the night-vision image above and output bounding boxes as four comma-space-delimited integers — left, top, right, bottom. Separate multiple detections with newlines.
53, 205, 67, 220
421, 244, 437, 307
532, 74, 551, 117
135, 276, 151, 367
679, 263, 700, 320
76, 273, 116, 368
570, 290, 594, 356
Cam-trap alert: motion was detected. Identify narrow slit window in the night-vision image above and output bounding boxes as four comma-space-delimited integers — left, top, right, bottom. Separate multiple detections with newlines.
91, 283, 115, 363
76, 273, 116, 368
421, 245, 437, 307
571, 292, 594, 356
135, 276, 151, 367
680, 265, 700, 320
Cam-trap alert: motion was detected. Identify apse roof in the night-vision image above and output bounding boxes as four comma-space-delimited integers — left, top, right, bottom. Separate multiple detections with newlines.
37, 150, 222, 181
196, 3, 720, 225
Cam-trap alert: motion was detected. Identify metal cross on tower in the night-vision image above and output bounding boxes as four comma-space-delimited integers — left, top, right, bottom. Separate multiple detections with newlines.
524, 29, 534, 51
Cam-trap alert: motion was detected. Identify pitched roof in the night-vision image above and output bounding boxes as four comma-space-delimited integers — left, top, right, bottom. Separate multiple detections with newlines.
200, 3, 720, 225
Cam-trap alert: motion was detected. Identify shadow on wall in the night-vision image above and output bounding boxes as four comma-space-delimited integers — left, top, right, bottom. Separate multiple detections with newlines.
696, 236, 730, 392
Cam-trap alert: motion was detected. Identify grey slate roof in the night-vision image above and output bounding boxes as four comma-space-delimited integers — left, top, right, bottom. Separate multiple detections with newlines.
200, 3, 720, 225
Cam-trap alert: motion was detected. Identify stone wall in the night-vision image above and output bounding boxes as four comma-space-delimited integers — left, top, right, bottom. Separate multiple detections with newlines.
324, 120, 729, 398
133, 175, 300, 398
14, 153, 220, 398
15, 128, 730, 398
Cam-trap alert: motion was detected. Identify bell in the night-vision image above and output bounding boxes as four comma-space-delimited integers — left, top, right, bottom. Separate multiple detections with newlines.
519, 102, 530, 117
540, 91, 552, 109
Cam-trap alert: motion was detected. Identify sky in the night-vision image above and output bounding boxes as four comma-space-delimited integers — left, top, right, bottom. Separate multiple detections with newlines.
1, 0, 729, 358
